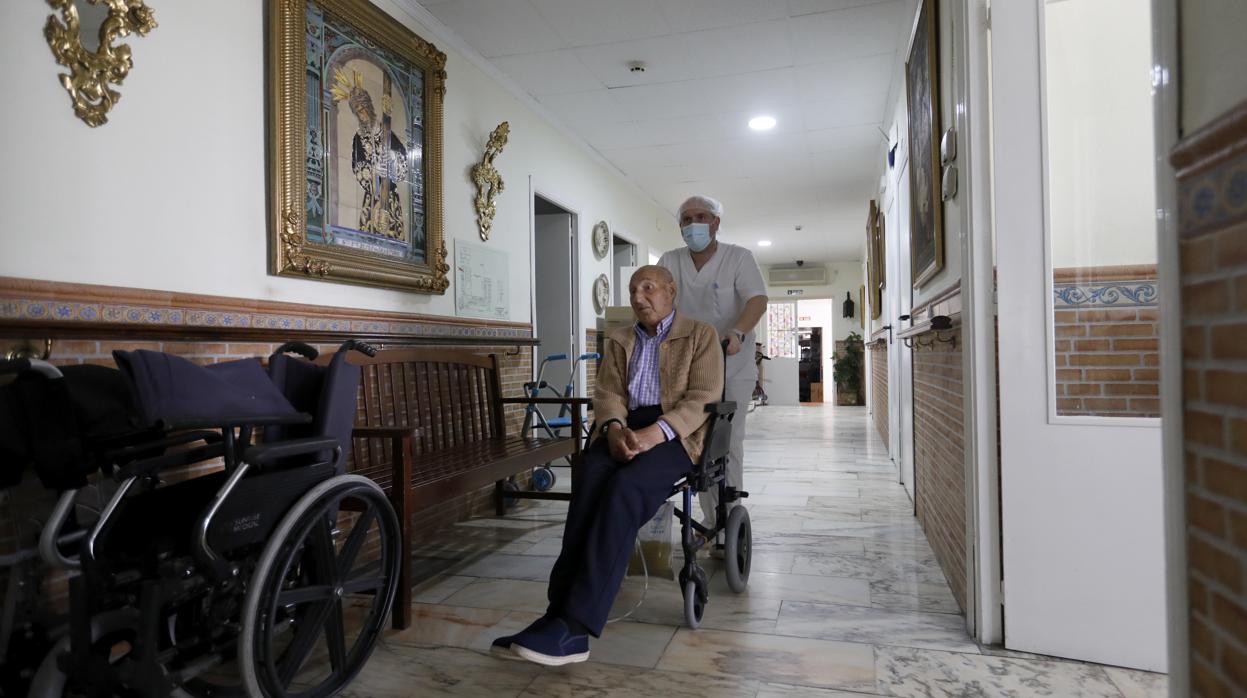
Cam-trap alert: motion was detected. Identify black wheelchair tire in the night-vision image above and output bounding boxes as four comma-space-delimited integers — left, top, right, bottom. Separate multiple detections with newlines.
723, 505, 752, 594
238, 475, 400, 698
682, 579, 704, 629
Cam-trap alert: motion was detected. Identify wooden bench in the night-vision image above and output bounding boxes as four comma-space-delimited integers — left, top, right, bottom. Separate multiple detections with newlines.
331, 347, 587, 629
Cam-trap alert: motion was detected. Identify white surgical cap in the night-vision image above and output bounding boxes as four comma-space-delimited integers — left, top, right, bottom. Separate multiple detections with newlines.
678, 195, 723, 219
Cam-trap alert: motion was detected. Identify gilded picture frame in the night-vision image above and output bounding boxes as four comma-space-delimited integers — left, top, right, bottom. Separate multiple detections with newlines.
267, 0, 448, 292
904, 0, 943, 289
866, 200, 885, 320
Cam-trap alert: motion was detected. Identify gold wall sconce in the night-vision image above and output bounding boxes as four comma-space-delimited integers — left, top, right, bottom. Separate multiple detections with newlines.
472, 121, 509, 241
4, 339, 53, 361
44, 0, 158, 127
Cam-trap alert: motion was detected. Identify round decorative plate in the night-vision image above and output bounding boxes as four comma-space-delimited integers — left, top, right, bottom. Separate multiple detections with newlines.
592, 220, 610, 259
592, 274, 610, 314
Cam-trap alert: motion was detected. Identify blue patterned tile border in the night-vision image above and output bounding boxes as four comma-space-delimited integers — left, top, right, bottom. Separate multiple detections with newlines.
1053, 280, 1158, 307
0, 292, 531, 340
1178, 136, 1247, 237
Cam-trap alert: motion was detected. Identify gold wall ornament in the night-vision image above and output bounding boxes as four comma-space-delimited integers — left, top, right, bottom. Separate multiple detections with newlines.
268, 0, 448, 293
44, 0, 157, 128
472, 122, 510, 241
4, 339, 54, 361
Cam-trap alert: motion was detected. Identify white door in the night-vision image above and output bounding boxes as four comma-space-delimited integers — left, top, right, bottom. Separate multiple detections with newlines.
993, 0, 1167, 670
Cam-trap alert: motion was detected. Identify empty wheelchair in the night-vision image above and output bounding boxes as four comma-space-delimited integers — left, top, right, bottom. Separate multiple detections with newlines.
1, 339, 399, 697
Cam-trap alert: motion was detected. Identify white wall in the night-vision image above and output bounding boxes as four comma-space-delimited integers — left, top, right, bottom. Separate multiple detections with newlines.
1180, 0, 1247, 134
1045, 0, 1156, 269
0, 0, 678, 324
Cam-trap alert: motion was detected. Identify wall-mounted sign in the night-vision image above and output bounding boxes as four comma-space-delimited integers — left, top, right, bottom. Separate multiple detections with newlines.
786, 289, 805, 296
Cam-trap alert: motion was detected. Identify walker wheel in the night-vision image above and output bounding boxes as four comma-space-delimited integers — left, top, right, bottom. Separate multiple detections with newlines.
683, 579, 705, 629
724, 506, 752, 593
532, 466, 556, 492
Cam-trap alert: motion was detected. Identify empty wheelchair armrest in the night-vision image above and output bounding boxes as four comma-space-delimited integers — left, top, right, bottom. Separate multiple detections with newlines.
115, 442, 226, 480
107, 430, 222, 464
500, 396, 593, 405
705, 401, 738, 415
244, 436, 340, 467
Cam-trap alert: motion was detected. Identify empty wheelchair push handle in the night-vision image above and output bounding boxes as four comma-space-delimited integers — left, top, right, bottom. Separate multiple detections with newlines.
341, 339, 378, 357
545, 353, 569, 361
578, 352, 601, 360
274, 341, 318, 360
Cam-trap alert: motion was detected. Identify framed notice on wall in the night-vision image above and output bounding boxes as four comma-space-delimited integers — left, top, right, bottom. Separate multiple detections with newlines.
455, 240, 509, 320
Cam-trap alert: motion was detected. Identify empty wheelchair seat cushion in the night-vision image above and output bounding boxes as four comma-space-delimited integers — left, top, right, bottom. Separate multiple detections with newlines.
113, 350, 301, 429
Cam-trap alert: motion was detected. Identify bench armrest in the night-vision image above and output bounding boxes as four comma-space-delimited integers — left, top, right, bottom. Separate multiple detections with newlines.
498, 397, 593, 405
352, 425, 420, 439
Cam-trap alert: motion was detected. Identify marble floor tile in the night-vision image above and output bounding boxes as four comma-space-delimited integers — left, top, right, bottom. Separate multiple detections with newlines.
756, 683, 890, 698
749, 532, 869, 555
343, 644, 540, 697
611, 577, 784, 633
520, 660, 759, 697
657, 628, 877, 692
1104, 666, 1169, 697
775, 601, 979, 653
709, 570, 872, 606
453, 553, 557, 582
378, 603, 509, 650
875, 646, 1124, 697
442, 578, 552, 613
588, 619, 678, 668
411, 574, 479, 604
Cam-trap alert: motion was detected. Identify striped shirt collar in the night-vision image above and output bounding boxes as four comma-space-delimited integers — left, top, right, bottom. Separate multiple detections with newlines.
635, 310, 675, 341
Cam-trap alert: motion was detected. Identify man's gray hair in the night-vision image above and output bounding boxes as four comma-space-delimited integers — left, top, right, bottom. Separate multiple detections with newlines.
678, 195, 723, 219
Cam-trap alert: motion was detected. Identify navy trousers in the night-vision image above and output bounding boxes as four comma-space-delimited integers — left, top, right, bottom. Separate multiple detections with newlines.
546, 405, 692, 636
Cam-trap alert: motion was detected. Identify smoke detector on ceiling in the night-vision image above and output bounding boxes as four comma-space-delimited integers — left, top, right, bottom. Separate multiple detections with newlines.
627, 61, 646, 73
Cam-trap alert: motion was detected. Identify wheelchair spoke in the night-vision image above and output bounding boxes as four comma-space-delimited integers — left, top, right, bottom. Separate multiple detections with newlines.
276, 599, 334, 686
324, 598, 348, 673
277, 584, 336, 606
336, 506, 376, 579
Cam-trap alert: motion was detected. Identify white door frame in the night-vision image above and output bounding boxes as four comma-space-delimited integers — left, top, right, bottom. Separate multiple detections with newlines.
529, 179, 582, 392
609, 227, 640, 306
960, 0, 1002, 646
1151, 0, 1187, 688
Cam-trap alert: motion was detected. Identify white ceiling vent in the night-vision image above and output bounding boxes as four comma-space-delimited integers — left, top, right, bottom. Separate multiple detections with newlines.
767, 265, 827, 286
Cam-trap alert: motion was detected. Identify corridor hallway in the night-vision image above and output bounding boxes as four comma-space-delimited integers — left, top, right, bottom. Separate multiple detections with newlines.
342, 405, 1167, 697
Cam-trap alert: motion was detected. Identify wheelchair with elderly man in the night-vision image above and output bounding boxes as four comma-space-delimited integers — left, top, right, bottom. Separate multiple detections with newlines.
0, 340, 399, 697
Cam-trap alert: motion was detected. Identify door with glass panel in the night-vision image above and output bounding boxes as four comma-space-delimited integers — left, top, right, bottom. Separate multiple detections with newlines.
992, 0, 1167, 670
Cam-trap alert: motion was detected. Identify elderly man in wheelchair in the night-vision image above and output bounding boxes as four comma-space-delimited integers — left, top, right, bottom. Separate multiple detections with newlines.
492, 265, 752, 666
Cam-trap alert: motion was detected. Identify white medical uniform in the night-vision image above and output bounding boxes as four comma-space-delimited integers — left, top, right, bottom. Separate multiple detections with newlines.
658, 242, 766, 527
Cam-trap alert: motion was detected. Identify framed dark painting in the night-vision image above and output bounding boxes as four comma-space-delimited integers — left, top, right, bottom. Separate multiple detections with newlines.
905, 0, 943, 288
268, 0, 448, 292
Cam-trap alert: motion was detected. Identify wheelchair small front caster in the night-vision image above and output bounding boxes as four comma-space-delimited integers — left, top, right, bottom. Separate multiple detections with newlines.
532, 466, 556, 492
724, 505, 752, 593
683, 579, 706, 629
502, 479, 520, 510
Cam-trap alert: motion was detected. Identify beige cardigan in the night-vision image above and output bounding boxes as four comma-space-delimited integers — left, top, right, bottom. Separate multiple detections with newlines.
593, 312, 725, 463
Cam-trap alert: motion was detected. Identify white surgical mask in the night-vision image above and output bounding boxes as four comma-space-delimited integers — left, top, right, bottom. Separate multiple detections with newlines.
681, 223, 712, 252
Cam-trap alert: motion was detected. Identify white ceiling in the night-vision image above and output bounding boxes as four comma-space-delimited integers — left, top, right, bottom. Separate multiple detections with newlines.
416, 0, 918, 265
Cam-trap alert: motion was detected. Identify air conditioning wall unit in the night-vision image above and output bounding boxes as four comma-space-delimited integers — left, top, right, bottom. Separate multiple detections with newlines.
767, 265, 828, 286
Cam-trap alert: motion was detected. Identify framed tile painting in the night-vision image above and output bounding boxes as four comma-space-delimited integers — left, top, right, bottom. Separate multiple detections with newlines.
905, 0, 943, 288
268, 0, 448, 292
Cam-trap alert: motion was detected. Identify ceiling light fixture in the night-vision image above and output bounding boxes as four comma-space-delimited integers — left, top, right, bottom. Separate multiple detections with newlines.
748, 115, 776, 131
757, 240, 772, 247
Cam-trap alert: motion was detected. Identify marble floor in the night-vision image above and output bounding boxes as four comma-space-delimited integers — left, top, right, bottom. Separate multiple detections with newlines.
342, 405, 1168, 697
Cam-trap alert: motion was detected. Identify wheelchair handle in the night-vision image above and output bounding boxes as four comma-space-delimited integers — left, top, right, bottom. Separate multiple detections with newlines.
544, 353, 569, 362
578, 352, 601, 360
0, 357, 62, 379
274, 341, 318, 360
341, 339, 378, 357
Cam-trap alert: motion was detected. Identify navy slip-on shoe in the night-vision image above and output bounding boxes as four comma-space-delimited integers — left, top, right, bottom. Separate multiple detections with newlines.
490, 615, 552, 659
511, 618, 590, 666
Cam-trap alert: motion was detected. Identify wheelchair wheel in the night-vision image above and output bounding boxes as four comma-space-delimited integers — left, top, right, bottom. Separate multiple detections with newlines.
682, 579, 705, 629
723, 506, 752, 593
239, 475, 400, 698
532, 466, 556, 492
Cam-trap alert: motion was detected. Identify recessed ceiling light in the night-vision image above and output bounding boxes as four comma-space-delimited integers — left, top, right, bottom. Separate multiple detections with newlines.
748, 115, 776, 131
757, 240, 772, 247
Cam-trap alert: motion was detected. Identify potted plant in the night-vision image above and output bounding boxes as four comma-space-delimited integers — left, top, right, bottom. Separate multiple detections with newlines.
832, 332, 865, 406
